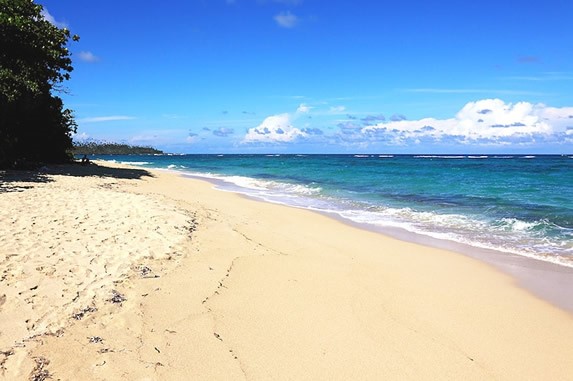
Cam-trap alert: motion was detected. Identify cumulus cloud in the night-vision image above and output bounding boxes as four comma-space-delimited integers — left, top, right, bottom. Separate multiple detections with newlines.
78, 51, 100, 63
243, 113, 306, 143
361, 114, 386, 125
390, 114, 407, 121
213, 127, 234, 137
274, 11, 298, 28
361, 99, 573, 145
301, 127, 323, 135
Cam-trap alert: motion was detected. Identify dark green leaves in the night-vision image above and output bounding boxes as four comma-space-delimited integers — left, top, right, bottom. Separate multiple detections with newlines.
0, 0, 78, 167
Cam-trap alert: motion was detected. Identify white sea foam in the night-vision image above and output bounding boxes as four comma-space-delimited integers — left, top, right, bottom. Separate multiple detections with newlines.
378, 155, 394, 158
179, 168, 573, 269
334, 207, 573, 268
187, 172, 322, 197
220, 176, 270, 190
496, 218, 540, 232
120, 161, 151, 165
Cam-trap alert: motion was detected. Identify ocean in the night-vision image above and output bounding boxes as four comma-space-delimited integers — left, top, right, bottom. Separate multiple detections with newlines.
96, 154, 573, 268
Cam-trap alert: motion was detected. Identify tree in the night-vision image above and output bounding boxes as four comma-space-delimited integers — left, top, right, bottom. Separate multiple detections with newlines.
0, 0, 78, 168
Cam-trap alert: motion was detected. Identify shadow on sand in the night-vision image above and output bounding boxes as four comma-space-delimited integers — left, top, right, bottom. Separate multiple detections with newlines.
0, 162, 153, 193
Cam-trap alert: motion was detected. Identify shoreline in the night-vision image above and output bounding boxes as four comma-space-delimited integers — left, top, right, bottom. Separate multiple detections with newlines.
1, 161, 572, 380
331, 216, 573, 314
183, 171, 573, 314
173, 165, 573, 269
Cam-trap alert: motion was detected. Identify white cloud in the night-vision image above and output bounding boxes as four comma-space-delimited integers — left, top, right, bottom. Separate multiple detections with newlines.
213, 127, 234, 137
297, 103, 311, 113
243, 113, 306, 143
41, 8, 67, 28
361, 99, 573, 145
78, 116, 136, 123
274, 11, 298, 28
78, 51, 100, 63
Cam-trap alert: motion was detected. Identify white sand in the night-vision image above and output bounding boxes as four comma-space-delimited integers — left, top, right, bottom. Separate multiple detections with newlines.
1, 162, 572, 380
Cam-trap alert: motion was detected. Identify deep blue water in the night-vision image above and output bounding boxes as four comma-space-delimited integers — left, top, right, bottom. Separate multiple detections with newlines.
93, 154, 573, 267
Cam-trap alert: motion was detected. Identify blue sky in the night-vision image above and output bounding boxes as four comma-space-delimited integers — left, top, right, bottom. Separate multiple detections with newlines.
41, 0, 573, 153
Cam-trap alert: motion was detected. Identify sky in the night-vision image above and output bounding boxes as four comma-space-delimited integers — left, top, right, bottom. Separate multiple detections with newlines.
40, 0, 573, 154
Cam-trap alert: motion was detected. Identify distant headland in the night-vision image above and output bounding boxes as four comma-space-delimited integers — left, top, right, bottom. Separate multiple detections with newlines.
73, 141, 164, 155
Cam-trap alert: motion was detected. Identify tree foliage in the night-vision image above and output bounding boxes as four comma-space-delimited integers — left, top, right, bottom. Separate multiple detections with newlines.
73, 141, 164, 155
0, 0, 78, 168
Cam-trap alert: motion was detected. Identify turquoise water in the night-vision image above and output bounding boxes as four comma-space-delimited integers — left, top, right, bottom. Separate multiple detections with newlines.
96, 154, 573, 267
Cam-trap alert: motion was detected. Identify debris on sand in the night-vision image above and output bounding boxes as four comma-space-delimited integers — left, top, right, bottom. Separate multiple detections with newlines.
88, 336, 104, 344
72, 306, 97, 320
30, 357, 50, 381
109, 290, 126, 304
138, 265, 159, 278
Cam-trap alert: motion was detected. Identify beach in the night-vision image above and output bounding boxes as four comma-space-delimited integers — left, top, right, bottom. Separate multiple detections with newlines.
1, 161, 573, 380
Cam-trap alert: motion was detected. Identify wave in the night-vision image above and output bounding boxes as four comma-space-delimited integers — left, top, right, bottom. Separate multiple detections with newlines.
185, 172, 323, 197
494, 218, 543, 232
135, 156, 573, 269
120, 161, 151, 165
186, 170, 573, 267
334, 207, 573, 268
